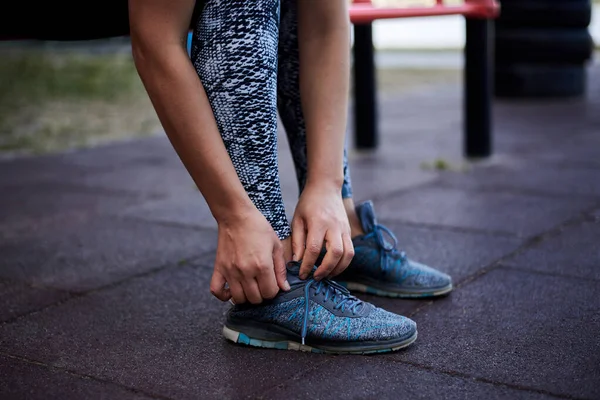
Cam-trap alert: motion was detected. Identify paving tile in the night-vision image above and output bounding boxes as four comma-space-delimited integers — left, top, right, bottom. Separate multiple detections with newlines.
119, 191, 217, 230
257, 357, 553, 400
0, 355, 151, 400
396, 268, 600, 399
344, 165, 438, 203
55, 135, 181, 170
0, 265, 328, 400
0, 217, 216, 292
439, 160, 600, 198
0, 280, 69, 322
504, 220, 600, 280
0, 183, 145, 242
349, 222, 523, 317
58, 163, 197, 197
375, 186, 595, 237
0, 155, 110, 188
0, 137, 182, 190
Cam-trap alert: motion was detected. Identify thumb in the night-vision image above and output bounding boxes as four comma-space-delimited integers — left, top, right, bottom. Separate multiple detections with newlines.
273, 243, 291, 291
291, 218, 306, 262
209, 269, 231, 301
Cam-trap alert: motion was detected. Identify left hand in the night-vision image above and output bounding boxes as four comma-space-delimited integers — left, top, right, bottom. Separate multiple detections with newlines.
291, 183, 354, 280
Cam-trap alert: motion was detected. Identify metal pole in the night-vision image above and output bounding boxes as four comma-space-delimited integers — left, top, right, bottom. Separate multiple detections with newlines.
464, 17, 493, 158
352, 23, 378, 149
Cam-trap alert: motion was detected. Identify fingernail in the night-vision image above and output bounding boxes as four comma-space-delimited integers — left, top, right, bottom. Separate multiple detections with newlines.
292, 253, 298, 261
284, 280, 291, 291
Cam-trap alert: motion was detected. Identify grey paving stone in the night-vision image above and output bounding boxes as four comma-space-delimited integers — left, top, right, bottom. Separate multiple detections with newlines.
396, 268, 600, 399
350, 222, 523, 317
0, 265, 328, 400
439, 160, 600, 198
0, 355, 152, 400
0, 183, 144, 242
67, 163, 196, 197
0, 155, 110, 188
523, 142, 600, 169
504, 220, 600, 280
257, 357, 553, 400
375, 186, 595, 237
120, 191, 218, 230
55, 135, 181, 170
0, 217, 216, 292
345, 165, 438, 203
0, 280, 69, 322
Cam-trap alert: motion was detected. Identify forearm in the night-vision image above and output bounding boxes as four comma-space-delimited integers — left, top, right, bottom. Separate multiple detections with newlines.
131, 41, 255, 223
298, 0, 350, 190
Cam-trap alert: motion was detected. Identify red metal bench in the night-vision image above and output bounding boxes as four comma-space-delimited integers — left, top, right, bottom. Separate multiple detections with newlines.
348, 0, 500, 158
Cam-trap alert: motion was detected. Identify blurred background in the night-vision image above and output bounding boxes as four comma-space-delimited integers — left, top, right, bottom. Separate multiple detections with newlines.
2, 0, 596, 158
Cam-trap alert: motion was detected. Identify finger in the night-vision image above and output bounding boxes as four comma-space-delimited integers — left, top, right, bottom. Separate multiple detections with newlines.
229, 280, 247, 305
291, 218, 306, 262
331, 232, 355, 277
256, 265, 280, 300
315, 231, 344, 280
209, 269, 231, 301
300, 228, 326, 280
272, 242, 291, 292
242, 279, 263, 305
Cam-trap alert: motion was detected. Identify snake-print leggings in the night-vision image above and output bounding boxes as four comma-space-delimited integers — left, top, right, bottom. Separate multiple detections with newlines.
191, 0, 352, 239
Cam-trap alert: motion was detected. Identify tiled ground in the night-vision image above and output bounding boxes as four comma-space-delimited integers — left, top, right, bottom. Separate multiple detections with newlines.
1, 62, 599, 399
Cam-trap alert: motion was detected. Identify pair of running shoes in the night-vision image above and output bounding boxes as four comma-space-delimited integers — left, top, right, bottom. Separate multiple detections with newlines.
223, 201, 452, 354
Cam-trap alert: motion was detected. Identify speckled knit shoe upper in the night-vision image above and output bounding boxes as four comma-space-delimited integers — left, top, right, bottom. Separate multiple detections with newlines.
223, 262, 417, 354
336, 201, 453, 298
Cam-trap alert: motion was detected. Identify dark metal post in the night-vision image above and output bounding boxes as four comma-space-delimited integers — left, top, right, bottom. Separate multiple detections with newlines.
464, 18, 493, 158
352, 23, 378, 149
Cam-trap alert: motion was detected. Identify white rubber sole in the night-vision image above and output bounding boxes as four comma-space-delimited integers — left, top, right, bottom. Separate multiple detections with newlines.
222, 325, 417, 355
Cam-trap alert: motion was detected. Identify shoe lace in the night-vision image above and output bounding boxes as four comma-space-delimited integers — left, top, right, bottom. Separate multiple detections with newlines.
301, 278, 364, 345
372, 224, 407, 273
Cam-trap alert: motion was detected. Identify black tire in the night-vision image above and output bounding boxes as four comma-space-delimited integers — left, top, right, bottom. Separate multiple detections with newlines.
496, 0, 592, 29
495, 64, 587, 98
496, 28, 594, 64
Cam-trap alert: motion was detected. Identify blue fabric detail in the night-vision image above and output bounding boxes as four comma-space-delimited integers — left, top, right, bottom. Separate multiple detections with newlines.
301, 278, 364, 344
238, 333, 251, 345
321, 314, 336, 338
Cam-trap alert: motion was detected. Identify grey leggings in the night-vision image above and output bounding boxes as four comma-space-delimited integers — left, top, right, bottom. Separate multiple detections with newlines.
191, 0, 352, 239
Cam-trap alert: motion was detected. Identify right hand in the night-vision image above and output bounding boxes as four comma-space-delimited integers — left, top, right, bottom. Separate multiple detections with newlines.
210, 209, 291, 304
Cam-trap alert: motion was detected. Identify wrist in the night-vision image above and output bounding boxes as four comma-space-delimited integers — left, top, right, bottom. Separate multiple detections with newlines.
304, 175, 344, 193
212, 201, 257, 226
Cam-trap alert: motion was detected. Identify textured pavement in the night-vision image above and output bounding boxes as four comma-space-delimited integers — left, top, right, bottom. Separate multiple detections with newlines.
1, 61, 599, 400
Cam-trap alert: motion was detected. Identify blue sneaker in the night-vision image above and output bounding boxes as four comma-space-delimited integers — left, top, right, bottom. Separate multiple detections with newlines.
223, 262, 417, 354
336, 201, 453, 298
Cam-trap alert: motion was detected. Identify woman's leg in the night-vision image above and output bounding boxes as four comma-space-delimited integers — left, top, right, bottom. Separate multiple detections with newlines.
277, 0, 363, 236
276, 0, 452, 297
191, 0, 291, 241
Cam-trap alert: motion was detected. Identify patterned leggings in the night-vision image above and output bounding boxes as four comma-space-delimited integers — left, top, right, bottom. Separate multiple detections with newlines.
191, 0, 352, 239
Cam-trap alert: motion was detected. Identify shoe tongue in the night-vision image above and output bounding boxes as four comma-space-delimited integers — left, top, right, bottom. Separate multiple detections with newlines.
356, 200, 377, 233
285, 261, 311, 286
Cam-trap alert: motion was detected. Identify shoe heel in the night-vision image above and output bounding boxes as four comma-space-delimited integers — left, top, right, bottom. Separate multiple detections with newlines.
222, 326, 290, 350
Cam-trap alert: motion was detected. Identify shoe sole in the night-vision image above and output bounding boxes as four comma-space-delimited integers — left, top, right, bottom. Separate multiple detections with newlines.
222, 326, 417, 355
339, 281, 453, 299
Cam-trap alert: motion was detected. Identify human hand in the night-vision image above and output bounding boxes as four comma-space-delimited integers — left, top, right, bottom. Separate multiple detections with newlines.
291, 183, 354, 280
210, 209, 290, 304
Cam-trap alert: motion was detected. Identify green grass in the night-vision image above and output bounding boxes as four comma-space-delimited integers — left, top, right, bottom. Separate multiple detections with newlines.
0, 49, 161, 155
